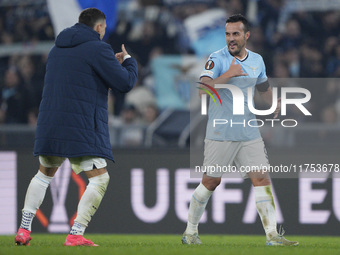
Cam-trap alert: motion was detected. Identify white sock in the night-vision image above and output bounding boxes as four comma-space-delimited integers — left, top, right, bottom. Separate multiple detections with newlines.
71, 172, 109, 235
20, 211, 35, 232
185, 183, 213, 235
20, 170, 53, 231
70, 221, 86, 235
254, 185, 278, 239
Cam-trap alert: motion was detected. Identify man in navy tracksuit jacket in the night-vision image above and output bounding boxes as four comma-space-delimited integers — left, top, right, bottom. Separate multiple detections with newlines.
15, 8, 138, 247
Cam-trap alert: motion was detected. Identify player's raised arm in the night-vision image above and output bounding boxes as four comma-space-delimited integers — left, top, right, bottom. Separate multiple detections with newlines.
93, 43, 138, 93
199, 57, 248, 97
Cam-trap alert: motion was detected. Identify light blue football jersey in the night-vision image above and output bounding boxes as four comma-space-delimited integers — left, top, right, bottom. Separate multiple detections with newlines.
200, 46, 268, 141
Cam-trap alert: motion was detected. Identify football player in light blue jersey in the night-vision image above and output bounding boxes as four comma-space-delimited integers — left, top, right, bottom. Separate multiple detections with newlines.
182, 14, 298, 246
202, 44, 269, 141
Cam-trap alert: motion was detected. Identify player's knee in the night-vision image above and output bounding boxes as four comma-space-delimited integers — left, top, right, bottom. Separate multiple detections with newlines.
89, 172, 110, 196
252, 177, 270, 187
39, 165, 58, 177
202, 177, 221, 191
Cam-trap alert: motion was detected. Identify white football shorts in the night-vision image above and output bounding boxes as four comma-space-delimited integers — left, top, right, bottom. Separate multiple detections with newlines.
203, 138, 269, 178
39, 155, 107, 174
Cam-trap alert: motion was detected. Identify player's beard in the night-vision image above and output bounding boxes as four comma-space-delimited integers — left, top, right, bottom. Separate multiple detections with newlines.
228, 45, 241, 56
228, 39, 246, 57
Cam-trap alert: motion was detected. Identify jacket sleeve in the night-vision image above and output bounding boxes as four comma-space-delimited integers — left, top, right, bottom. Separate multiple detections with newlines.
93, 43, 138, 93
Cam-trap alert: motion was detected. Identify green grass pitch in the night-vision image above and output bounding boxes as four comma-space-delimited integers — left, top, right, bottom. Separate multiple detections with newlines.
1, 234, 339, 255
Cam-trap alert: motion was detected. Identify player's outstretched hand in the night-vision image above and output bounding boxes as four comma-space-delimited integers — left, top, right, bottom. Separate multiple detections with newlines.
225, 57, 248, 78
115, 44, 129, 64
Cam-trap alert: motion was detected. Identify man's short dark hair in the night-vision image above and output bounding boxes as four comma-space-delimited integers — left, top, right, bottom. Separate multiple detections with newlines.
78, 8, 106, 28
226, 14, 250, 32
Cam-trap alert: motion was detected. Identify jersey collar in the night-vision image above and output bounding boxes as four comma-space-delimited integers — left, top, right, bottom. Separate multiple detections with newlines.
235, 49, 249, 62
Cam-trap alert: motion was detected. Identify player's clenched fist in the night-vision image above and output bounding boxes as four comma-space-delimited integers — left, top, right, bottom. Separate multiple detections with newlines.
224, 57, 248, 78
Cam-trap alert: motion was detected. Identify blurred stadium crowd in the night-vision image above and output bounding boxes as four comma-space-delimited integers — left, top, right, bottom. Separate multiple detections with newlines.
0, 0, 340, 146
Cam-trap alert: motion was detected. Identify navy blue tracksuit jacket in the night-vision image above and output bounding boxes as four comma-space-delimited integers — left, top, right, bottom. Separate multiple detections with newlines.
34, 23, 138, 161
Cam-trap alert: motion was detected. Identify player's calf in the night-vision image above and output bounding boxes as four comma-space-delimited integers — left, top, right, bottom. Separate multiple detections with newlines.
73, 172, 110, 229
66, 172, 110, 246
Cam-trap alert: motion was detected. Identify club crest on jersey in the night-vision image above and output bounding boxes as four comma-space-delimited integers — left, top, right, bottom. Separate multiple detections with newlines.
205, 60, 214, 70
250, 66, 258, 75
